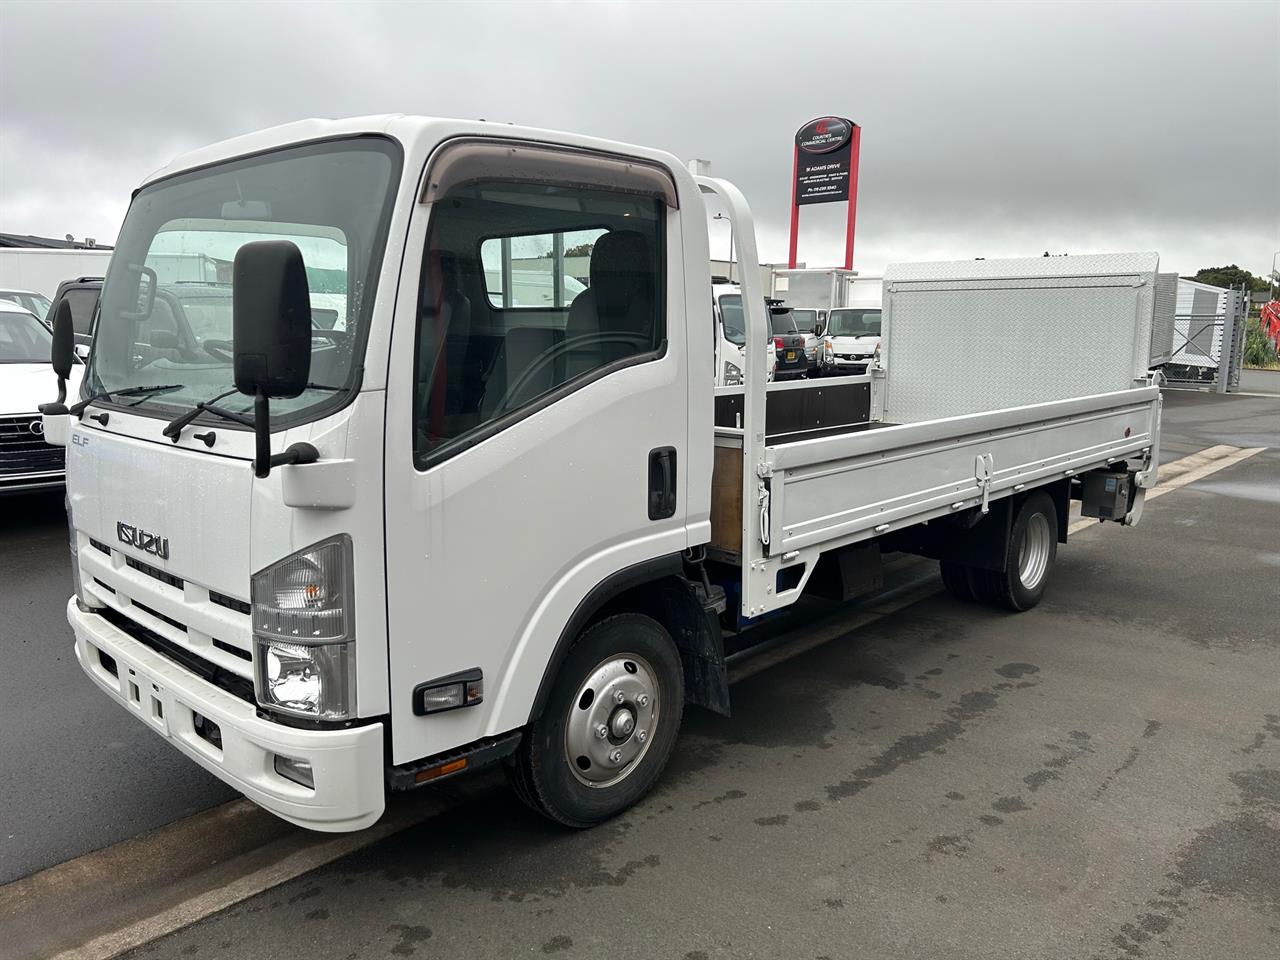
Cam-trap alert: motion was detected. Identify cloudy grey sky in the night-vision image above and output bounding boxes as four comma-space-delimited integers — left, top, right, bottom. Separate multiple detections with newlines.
2, 0, 1277, 277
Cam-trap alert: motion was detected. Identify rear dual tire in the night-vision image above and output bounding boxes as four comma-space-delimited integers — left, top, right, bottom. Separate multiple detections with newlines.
939, 492, 1058, 612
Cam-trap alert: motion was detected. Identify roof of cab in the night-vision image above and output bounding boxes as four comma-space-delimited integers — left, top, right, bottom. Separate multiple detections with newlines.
140, 115, 688, 191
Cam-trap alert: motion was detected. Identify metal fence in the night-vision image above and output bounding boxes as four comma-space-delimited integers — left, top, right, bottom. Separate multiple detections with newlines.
1163, 313, 1245, 391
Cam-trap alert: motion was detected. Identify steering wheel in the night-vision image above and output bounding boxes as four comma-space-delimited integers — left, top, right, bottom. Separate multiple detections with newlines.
202, 339, 234, 362
491, 331, 652, 415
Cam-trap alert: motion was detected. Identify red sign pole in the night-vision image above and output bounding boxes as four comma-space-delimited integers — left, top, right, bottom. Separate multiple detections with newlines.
843, 124, 862, 271
787, 144, 801, 269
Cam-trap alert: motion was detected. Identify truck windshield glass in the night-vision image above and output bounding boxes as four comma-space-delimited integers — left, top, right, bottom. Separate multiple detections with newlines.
827, 308, 881, 337
718, 294, 746, 345
86, 138, 400, 424
0, 308, 53, 362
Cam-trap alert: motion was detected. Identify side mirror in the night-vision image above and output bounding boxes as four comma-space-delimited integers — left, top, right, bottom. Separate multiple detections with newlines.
233, 240, 312, 478
47, 299, 76, 409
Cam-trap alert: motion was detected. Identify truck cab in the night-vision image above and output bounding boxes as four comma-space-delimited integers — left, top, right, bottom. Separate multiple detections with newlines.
821, 303, 882, 374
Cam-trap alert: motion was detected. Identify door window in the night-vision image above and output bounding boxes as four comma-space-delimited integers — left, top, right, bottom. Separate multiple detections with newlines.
414, 179, 665, 464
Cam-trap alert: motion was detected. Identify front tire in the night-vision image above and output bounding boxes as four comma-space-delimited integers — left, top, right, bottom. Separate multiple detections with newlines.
506, 613, 684, 828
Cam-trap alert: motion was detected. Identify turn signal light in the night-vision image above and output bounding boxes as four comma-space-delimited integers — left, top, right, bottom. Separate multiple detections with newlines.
414, 758, 468, 784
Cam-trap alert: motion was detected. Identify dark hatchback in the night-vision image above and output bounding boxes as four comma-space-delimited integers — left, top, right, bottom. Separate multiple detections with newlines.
769, 303, 810, 380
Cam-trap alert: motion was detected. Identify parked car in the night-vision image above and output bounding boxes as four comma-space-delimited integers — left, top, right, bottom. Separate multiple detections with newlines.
768, 301, 810, 380
820, 305, 881, 375
0, 302, 82, 494
790, 307, 823, 364
0, 288, 53, 323
48, 276, 102, 357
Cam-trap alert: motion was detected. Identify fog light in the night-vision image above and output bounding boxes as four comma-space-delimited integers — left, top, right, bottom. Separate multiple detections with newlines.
274, 754, 315, 789
412, 669, 483, 716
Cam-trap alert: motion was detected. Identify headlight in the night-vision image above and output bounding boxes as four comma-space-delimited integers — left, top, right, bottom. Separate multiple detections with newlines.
723, 361, 743, 386
252, 535, 356, 720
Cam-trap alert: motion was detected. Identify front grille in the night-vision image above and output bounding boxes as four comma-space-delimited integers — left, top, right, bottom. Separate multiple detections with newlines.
126, 555, 184, 590
99, 607, 255, 706
0, 413, 64, 478
209, 591, 250, 616
133, 599, 188, 633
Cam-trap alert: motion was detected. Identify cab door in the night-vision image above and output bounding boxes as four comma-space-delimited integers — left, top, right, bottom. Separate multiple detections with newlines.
383, 141, 692, 765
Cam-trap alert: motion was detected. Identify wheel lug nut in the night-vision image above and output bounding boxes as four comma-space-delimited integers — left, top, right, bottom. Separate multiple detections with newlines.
595, 724, 608, 739
637, 730, 647, 742
637, 694, 649, 707
613, 690, 626, 704
608, 749, 623, 763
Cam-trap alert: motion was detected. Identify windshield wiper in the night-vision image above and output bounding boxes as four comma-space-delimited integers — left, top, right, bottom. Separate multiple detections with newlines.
162, 382, 344, 442
69, 384, 185, 417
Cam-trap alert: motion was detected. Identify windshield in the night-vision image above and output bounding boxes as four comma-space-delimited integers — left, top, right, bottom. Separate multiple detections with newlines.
791, 308, 818, 332
0, 292, 53, 321
0, 308, 53, 362
87, 137, 400, 424
718, 294, 746, 346
769, 311, 798, 336
827, 308, 881, 337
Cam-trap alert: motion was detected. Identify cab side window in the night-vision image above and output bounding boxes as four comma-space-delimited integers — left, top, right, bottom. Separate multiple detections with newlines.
414, 179, 665, 463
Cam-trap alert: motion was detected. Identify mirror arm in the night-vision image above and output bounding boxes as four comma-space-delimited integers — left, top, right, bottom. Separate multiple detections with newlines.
253, 390, 271, 478
268, 442, 319, 469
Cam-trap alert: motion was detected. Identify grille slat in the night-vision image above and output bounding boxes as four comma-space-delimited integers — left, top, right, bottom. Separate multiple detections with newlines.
125, 555, 184, 590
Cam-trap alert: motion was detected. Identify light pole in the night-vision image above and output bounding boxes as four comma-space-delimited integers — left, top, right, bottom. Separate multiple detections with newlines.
1271, 250, 1279, 302
713, 212, 733, 284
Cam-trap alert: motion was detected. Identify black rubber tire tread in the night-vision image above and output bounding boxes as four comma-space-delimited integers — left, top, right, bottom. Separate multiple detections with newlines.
505, 613, 684, 828
939, 561, 975, 601
994, 492, 1058, 612
966, 566, 1002, 604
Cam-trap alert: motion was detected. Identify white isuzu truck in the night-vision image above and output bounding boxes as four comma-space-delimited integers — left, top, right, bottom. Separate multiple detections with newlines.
41, 115, 1162, 832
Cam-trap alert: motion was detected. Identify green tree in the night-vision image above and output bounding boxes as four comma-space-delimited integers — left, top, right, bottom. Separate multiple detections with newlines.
1190, 264, 1268, 292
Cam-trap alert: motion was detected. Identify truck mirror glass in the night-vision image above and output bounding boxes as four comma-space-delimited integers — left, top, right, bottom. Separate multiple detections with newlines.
232, 240, 312, 399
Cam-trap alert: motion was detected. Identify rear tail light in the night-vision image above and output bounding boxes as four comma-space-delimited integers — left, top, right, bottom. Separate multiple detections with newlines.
773, 337, 784, 350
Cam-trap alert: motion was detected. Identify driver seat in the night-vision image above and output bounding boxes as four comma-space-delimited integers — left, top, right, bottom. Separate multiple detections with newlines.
481, 229, 656, 417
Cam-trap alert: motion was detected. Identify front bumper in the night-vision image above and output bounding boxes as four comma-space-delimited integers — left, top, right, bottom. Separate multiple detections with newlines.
822, 356, 870, 374
68, 600, 385, 832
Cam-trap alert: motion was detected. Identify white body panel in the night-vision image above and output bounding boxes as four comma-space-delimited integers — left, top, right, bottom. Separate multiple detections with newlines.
0, 248, 112, 299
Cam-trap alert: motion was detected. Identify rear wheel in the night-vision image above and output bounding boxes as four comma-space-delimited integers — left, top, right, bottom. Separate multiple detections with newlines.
993, 492, 1058, 611
939, 561, 975, 601
506, 613, 684, 828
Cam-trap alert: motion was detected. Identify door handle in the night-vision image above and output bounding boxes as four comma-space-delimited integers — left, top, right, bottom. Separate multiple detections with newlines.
648, 447, 677, 521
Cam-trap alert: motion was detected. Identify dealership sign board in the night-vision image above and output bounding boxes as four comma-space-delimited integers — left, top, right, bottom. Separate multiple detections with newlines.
795, 117, 854, 205
788, 116, 862, 269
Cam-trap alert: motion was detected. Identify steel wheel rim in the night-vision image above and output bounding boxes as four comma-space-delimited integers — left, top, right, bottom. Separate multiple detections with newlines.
564, 653, 660, 788
1018, 512, 1052, 589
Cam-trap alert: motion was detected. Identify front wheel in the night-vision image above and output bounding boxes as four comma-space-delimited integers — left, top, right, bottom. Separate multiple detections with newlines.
506, 613, 684, 828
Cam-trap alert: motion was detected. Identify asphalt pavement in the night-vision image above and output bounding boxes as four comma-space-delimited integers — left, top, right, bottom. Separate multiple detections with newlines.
1, 389, 1276, 959
120, 415, 1280, 960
